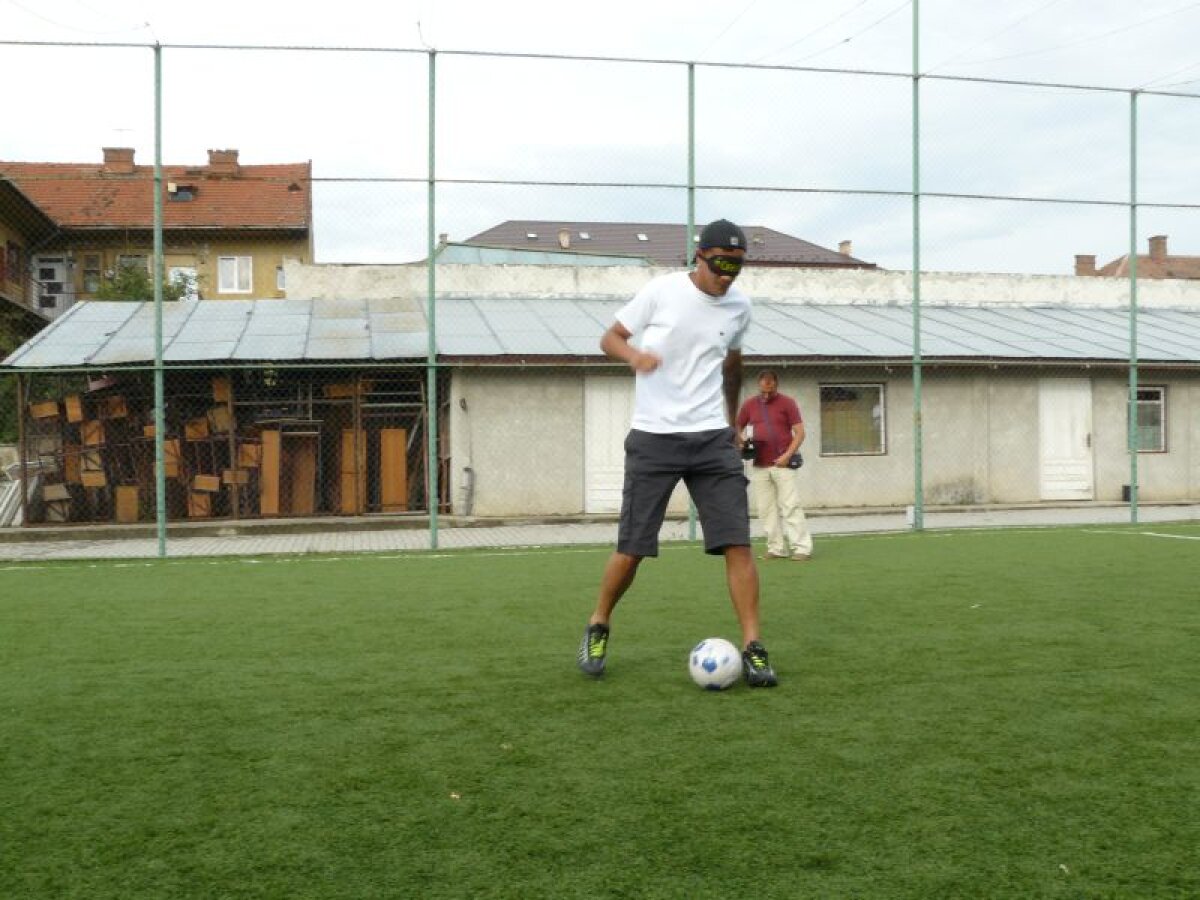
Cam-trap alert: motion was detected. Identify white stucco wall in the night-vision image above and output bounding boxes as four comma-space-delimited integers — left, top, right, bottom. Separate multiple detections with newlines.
286, 259, 1200, 309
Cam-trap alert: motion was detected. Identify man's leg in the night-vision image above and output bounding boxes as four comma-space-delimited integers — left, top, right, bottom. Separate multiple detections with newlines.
775, 468, 814, 557
725, 544, 778, 687
590, 551, 642, 626
752, 466, 786, 557
723, 544, 761, 646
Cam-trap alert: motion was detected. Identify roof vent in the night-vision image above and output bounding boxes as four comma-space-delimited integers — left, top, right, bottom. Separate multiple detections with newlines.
636, 233, 648, 241
526, 232, 538, 240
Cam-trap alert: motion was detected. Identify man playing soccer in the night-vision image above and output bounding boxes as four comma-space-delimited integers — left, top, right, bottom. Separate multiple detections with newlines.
576, 218, 778, 687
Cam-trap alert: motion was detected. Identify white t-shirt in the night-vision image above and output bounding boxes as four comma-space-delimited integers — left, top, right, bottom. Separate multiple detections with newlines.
614, 271, 752, 433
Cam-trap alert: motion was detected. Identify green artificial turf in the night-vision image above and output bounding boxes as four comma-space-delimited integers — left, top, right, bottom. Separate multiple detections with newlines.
1, 525, 1198, 899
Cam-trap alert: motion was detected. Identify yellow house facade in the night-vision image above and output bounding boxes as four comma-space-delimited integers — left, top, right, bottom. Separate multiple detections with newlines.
0, 148, 312, 317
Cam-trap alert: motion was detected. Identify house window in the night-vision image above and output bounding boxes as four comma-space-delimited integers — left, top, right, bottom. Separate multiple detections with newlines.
276, 266, 285, 290
819, 383, 886, 455
6, 243, 20, 284
117, 254, 148, 273
83, 254, 102, 293
168, 266, 200, 302
1134, 386, 1166, 452
218, 256, 252, 293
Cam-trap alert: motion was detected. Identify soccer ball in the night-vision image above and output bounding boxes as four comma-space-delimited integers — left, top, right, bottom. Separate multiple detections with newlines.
688, 638, 742, 690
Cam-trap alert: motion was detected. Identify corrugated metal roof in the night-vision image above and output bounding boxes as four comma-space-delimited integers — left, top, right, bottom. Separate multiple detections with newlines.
5, 298, 1200, 368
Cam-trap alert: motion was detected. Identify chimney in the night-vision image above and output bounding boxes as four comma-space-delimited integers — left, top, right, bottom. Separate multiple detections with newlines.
1075, 254, 1097, 276
1148, 234, 1168, 262
102, 147, 136, 174
207, 148, 240, 175
838, 240, 853, 257
558, 229, 571, 250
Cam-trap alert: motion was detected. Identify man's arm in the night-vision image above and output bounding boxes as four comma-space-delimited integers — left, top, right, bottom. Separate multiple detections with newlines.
601, 321, 661, 373
722, 350, 743, 426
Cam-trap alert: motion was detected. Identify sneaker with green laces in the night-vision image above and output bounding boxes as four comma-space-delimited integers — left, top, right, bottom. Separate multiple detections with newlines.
577, 623, 610, 676
742, 640, 778, 687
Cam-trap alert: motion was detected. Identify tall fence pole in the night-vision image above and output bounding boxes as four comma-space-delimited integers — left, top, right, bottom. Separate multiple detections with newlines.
1128, 91, 1140, 524
687, 61, 699, 543
910, 0, 925, 531
426, 50, 440, 549
153, 43, 167, 558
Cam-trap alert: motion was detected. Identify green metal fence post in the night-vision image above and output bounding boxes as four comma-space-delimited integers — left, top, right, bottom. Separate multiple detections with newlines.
687, 61, 698, 543
153, 43, 167, 558
1128, 91, 1140, 525
910, 0, 925, 531
427, 49, 440, 549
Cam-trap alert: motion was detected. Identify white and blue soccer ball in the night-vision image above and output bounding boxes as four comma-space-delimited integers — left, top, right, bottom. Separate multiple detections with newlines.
688, 637, 741, 690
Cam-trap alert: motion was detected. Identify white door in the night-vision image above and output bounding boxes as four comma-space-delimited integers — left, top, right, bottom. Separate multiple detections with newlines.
1038, 378, 1094, 500
584, 376, 634, 513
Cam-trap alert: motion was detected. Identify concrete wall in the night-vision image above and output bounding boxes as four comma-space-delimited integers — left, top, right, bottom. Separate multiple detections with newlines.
449, 368, 586, 516
286, 259, 1200, 309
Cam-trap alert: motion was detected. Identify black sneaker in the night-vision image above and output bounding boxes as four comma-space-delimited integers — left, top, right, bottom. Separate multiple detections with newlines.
742, 640, 778, 687
577, 623, 610, 677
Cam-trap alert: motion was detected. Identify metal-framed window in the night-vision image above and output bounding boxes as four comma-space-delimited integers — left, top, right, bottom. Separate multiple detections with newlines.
218, 256, 252, 293
819, 383, 886, 455
1134, 386, 1166, 453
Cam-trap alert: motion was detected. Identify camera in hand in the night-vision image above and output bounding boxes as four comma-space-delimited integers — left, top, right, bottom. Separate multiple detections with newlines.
741, 438, 757, 460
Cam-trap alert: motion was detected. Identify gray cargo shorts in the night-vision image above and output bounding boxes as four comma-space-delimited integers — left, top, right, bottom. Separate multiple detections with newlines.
616, 427, 751, 557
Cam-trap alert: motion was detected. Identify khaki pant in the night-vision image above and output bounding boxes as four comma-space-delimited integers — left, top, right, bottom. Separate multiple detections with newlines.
748, 464, 813, 558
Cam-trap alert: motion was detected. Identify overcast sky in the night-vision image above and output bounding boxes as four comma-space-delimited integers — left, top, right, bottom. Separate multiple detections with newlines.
4, 0, 1199, 275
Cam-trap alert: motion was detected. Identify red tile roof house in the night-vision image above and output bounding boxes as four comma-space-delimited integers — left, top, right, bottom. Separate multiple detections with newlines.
1076, 235, 1200, 280
0, 147, 312, 317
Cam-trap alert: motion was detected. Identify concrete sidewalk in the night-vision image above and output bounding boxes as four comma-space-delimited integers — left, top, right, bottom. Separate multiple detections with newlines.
1, 503, 1197, 562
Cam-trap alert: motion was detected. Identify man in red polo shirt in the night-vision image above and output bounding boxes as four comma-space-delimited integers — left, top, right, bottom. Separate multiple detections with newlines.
736, 370, 814, 561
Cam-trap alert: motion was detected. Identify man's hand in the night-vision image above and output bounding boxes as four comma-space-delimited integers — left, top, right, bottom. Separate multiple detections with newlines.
773, 454, 791, 468
628, 350, 662, 373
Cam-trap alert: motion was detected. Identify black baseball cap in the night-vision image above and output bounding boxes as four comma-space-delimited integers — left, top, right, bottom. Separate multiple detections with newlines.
698, 218, 748, 251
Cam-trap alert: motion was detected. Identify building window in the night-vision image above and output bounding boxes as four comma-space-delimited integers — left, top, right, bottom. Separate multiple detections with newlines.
116, 254, 148, 273
1134, 387, 1166, 452
168, 266, 200, 302
83, 254, 102, 293
6, 243, 20, 284
276, 265, 285, 291
819, 383, 886, 455
218, 256, 252, 293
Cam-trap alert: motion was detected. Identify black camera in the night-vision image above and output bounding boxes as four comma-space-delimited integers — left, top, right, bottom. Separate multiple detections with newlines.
740, 438, 757, 460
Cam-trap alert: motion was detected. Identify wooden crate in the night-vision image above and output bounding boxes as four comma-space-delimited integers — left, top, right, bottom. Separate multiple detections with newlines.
81, 470, 107, 488
43, 483, 72, 502
45, 501, 71, 522
164, 439, 181, 479
187, 492, 212, 518
339, 429, 366, 514
259, 430, 281, 515
30, 400, 60, 419
115, 485, 139, 523
238, 442, 262, 469
82, 420, 105, 446
193, 474, 221, 493
380, 428, 409, 512
65, 395, 84, 423
184, 417, 210, 440
222, 468, 250, 485
212, 376, 232, 403
99, 395, 128, 419
63, 446, 82, 484
207, 405, 233, 434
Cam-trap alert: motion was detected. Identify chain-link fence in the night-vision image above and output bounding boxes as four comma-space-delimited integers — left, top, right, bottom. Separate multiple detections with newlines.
2, 39, 1199, 552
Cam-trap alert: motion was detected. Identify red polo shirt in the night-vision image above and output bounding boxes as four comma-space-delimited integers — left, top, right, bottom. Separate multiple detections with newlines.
736, 393, 802, 467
